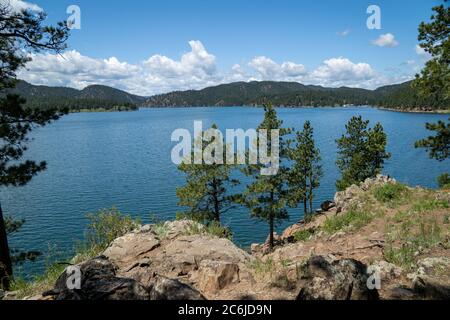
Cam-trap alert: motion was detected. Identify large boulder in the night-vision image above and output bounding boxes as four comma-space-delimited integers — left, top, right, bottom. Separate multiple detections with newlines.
45, 256, 150, 300
148, 275, 205, 300
154, 235, 252, 277
44, 256, 205, 300
197, 260, 240, 293
103, 230, 160, 268
296, 256, 379, 300
410, 257, 450, 299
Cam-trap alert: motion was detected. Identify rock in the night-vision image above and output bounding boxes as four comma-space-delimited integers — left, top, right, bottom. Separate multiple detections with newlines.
198, 260, 240, 293
45, 256, 150, 300
250, 243, 262, 254
103, 230, 160, 270
409, 257, 450, 299
281, 223, 304, 240
370, 260, 403, 281
417, 257, 450, 274
296, 255, 379, 300
334, 175, 397, 212
160, 236, 251, 276
148, 275, 205, 300
413, 275, 450, 300
164, 219, 204, 240
388, 286, 417, 300
320, 201, 336, 212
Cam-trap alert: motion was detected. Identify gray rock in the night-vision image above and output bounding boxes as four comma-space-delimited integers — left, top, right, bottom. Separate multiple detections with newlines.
45, 256, 150, 300
320, 201, 336, 212
413, 275, 450, 300
148, 275, 205, 300
296, 255, 379, 300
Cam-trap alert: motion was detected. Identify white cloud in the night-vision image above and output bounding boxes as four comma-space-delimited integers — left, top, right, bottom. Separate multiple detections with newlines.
18, 40, 417, 95
337, 29, 350, 37
1, 0, 43, 13
310, 57, 375, 86
372, 33, 399, 48
18, 41, 220, 95
18, 50, 139, 89
249, 56, 306, 80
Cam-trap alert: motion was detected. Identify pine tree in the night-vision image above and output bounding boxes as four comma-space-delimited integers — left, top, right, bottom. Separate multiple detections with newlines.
415, 118, 450, 161
412, 2, 449, 109
176, 124, 239, 224
288, 121, 323, 220
0, 3, 69, 289
336, 116, 390, 191
239, 104, 291, 250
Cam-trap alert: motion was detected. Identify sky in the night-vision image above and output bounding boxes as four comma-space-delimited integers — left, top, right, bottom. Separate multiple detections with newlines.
6, 0, 441, 96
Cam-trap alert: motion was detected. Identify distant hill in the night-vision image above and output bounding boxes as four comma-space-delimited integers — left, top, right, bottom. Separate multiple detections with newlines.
145, 80, 445, 111
7, 81, 147, 111
7, 79, 445, 112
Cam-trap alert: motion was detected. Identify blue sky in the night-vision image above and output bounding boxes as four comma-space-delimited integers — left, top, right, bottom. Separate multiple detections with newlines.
12, 0, 440, 95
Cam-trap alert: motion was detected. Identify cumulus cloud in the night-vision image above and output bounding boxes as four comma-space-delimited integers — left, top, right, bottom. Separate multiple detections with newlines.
372, 33, 399, 48
18, 41, 221, 95
18, 50, 139, 89
17, 40, 417, 94
1, 0, 42, 13
310, 57, 375, 86
249, 56, 306, 80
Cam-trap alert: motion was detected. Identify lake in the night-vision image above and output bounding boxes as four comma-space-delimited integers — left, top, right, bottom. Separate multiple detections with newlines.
2, 106, 449, 277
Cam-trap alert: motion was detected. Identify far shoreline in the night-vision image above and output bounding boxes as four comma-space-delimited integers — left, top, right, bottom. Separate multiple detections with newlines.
138, 105, 450, 115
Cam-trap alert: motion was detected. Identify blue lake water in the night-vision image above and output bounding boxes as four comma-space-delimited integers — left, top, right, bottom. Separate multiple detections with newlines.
1, 106, 449, 277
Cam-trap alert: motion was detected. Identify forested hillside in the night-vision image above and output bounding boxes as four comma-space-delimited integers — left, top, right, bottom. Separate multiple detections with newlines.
145, 80, 445, 111
6, 81, 147, 111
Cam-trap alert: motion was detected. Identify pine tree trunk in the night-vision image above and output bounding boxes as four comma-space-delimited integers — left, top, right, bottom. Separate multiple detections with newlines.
303, 199, 308, 220
269, 215, 274, 251
269, 191, 274, 251
212, 179, 220, 223
0, 203, 12, 290
214, 198, 220, 223
309, 174, 313, 216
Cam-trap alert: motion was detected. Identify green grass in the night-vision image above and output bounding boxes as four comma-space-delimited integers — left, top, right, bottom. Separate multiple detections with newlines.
250, 257, 275, 275
385, 201, 446, 269
412, 199, 449, 213
373, 183, 409, 205
293, 229, 315, 242
10, 263, 66, 300
323, 208, 375, 234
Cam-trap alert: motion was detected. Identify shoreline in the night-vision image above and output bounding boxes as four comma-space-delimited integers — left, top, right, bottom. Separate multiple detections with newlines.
141, 105, 450, 114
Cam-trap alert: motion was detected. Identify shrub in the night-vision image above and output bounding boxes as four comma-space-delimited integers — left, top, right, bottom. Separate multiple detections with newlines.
373, 183, 409, 204
437, 173, 450, 189
77, 207, 140, 259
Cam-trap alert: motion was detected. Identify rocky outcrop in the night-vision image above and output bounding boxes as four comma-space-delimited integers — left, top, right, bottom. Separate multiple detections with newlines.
409, 257, 450, 299
36, 176, 449, 301
148, 275, 205, 300
44, 256, 151, 300
45, 256, 205, 300
296, 255, 379, 300
334, 175, 396, 212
